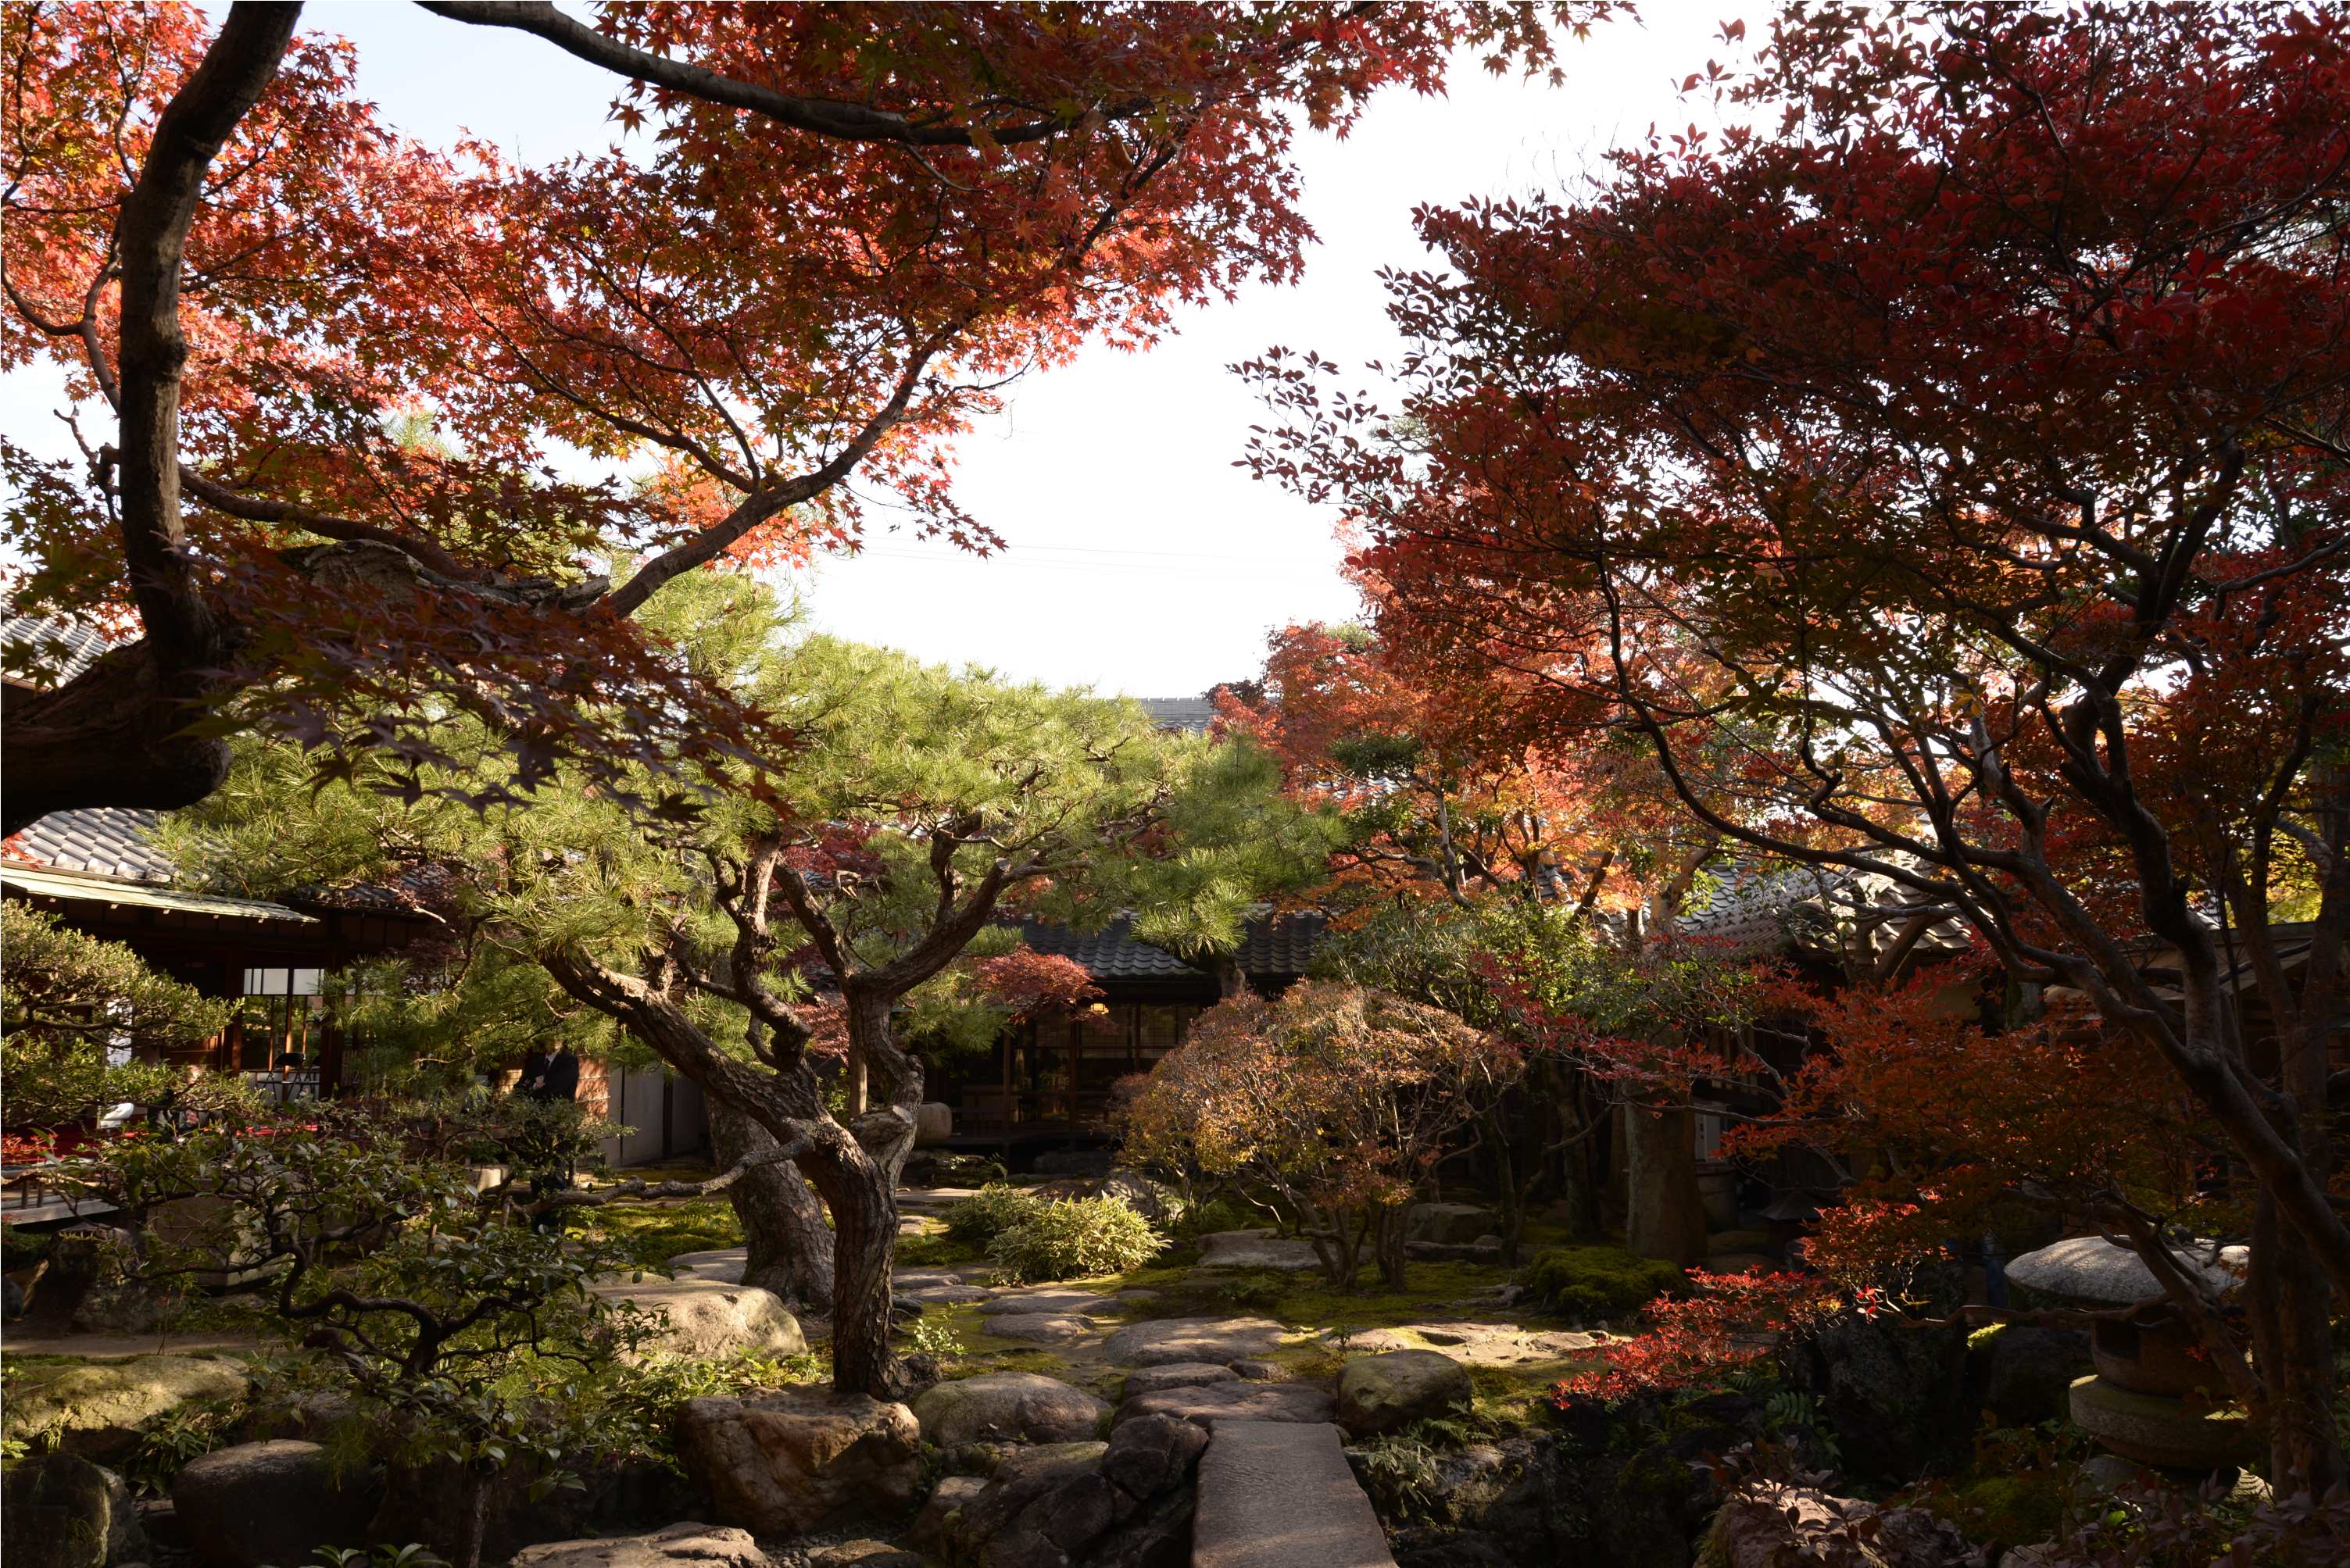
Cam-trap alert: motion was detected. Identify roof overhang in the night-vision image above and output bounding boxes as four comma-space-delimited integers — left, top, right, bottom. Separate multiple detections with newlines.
2, 864, 320, 924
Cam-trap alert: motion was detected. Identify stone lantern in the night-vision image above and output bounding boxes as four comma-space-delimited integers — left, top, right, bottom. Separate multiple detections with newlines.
2005, 1235, 2251, 1471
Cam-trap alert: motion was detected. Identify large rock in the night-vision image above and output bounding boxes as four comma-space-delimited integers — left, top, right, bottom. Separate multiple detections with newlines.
1708, 1484, 1985, 1568
510, 1523, 772, 1568
911, 1475, 988, 1554
1116, 1381, 1336, 1429
1779, 1306, 1971, 1484
1973, 1327, 2090, 1428
1194, 1420, 1393, 1568
1100, 1316, 1290, 1368
2005, 1236, 2245, 1306
171, 1440, 381, 1568
945, 1416, 1208, 1568
1403, 1203, 1497, 1246
675, 1388, 925, 1536
1336, 1350, 1473, 1438
0, 1452, 145, 1568
588, 1274, 805, 1360
1196, 1230, 1322, 1272
914, 1373, 1110, 1448
5, 1355, 252, 1463
914, 1102, 955, 1146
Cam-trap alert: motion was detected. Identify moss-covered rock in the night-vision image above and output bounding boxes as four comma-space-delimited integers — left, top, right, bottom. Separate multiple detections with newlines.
4, 1355, 252, 1463
1519, 1246, 1686, 1321
0, 1452, 145, 1568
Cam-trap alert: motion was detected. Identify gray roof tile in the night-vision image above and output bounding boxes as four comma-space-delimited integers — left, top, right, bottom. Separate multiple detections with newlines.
4, 807, 177, 884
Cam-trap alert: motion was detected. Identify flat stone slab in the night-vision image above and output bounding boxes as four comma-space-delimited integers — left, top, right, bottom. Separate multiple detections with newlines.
1121, 1362, 1239, 1400
1100, 1316, 1291, 1368
1193, 1420, 1395, 1568
903, 1284, 996, 1305
1340, 1321, 1598, 1367
1116, 1381, 1336, 1428
978, 1289, 1113, 1316
1196, 1230, 1323, 1271
669, 1247, 748, 1283
2008, 1236, 2246, 1305
892, 1270, 970, 1289
982, 1313, 1097, 1344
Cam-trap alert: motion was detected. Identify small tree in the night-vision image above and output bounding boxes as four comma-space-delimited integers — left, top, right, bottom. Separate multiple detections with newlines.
83, 1105, 668, 1568
0, 902, 227, 1134
1123, 980, 1518, 1288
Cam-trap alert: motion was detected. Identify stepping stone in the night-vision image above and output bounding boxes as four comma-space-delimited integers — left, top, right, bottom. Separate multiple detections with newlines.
903, 1284, 995, 1305
982, 1313, 1096, 1344
1193, 1420, 1395, 1568
1115, 1380, 1335, 1429
978, 1290, 1111, 1316
892, 1270, 968, 1289
1196, 1230, 1322, 1271
669, 1248, 747, 1283
1100, 1316, 1290, 1368
1340, 1322, 1597, 1367
1229, 1359, 1286, 1381
1111, 1288, 1161, 1304
1121, 1363, 1239, 1400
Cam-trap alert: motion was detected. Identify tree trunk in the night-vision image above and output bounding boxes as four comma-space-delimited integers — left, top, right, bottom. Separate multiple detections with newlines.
1624, 1103, 1707, 1266
707, 1101, 834, 1309
449, 1464, 491, 1568
820, 1151, 905, 1399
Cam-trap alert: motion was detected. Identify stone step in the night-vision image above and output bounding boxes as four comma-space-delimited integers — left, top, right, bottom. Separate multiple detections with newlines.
1192, 1420, 1394, 1568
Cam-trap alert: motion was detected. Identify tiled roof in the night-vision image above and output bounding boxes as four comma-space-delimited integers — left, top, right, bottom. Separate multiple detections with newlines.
1232, 910, 1326, 976
1676, 859, 1968, 962
4, 807, 177, 884
1, 611, 112, 688
1014, 916, 1203, 980
1136, 698, 1218, 734
1013, 909, 1327, 984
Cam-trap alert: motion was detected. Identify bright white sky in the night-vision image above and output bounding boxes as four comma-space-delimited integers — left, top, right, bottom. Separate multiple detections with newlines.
2, 4, 1747, 696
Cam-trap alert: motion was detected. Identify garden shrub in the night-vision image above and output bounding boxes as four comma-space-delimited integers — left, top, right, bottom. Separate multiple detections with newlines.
1522, 1245, 1686, 1320
987, 1195, 1165, 1282
942, 1183, 1046, 1247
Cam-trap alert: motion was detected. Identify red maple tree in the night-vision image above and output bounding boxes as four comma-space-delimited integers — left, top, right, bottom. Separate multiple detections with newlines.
1244, 3, 2350, 1489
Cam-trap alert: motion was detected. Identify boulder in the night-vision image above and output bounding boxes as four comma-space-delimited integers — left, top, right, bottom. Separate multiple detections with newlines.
913, 1373, 1110, 1448
1973, 1327, 2091, 1428
1337, 1350, 1474, 1438
2005, 1237, 2245, 1306
0, 1452, 145, 1568
1402, 1238, 1504, 1264
911, 1474, 988, 1554
7, 1356, 252, 1463
1779, 1306, 1972, 1484
674, 1388, 925, 1537
1195, 1230, 1321, 1271
1121, 1363, 1239, 1400
588, 1275, 805, 1360
1404, 1203, 1497, 1246
1115, 1381, 1336, 1429
171, 1440, 381, 1568
510, 1523, 772, 1568
1100, 1316, 1289, 1369
914, 1102, 955, 1146
944, 1417, 1207, 1568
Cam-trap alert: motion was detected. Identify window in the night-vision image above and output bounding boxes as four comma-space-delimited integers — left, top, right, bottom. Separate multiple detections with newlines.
1073, 1005, 1133, 1092
236, 966, 327, 1070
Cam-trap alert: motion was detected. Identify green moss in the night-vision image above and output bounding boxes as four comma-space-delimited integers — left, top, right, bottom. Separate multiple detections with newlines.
1967, 1322, 2008, 1352
1933, 1473, 2066, 1550
588, 1198, 743, 1266
1520, 1246, 1686, 1321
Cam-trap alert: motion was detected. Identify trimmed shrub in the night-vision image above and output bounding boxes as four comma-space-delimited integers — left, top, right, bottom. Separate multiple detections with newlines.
988, 1195, 1166, 1283
941, 1183, 1046, 1248
1521, 1246, 1686, 1320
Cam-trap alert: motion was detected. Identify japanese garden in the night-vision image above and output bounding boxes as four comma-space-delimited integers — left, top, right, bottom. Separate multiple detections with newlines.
1, 5, 2345, 1568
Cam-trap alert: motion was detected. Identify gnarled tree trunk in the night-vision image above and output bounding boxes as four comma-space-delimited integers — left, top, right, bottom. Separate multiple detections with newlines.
706, 1101, 833, 1310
